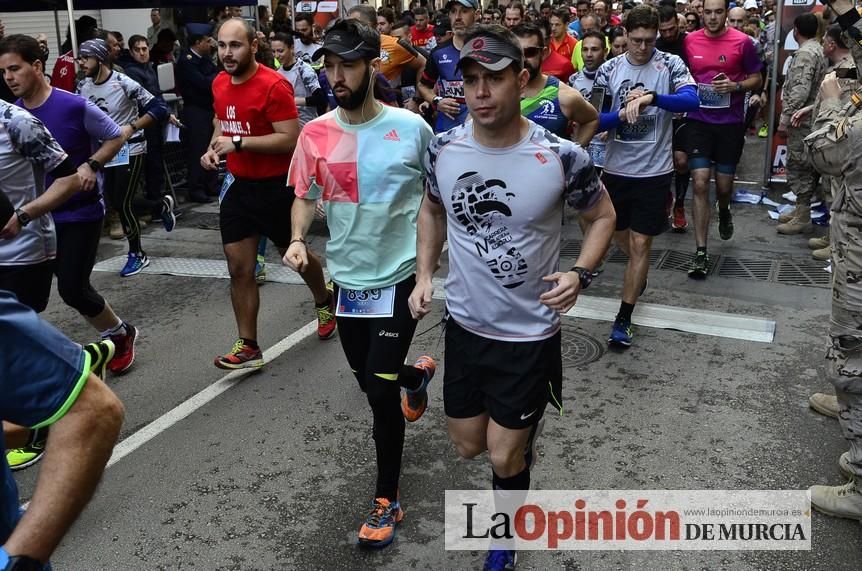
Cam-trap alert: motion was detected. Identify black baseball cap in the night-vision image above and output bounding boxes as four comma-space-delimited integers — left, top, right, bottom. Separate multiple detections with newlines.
312, 25, 380, 62
456, 33, 523, 72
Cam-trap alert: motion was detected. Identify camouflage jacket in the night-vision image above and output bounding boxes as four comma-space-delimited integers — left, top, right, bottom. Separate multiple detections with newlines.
780, 38, 827, 128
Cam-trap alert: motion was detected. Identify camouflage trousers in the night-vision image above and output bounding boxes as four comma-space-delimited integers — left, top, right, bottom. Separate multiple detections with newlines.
827, 212, 862, 476
787, 127, 819, 207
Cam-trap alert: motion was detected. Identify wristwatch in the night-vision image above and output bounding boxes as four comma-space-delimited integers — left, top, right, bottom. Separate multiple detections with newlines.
432, 96, 443, 108
735, 82, 743, 92
644, 90, 658, 105
14, 208, 31, 227
570, 266, 593, 289
86, 158, 102, 172
232, 135, 243, 151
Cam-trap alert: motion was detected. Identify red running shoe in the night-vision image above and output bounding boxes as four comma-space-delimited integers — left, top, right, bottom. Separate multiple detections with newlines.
215, 339, 264, 369
316, 291, 337, 340
671, 205, 688, 232
108, 324, 138, 374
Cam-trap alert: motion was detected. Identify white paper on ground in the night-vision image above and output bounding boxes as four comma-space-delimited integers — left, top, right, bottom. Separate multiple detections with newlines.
732, 190, 762, 204
768, 210, 780, 220
782, 191, 798, 202
762, 197, 782, 207
825, 262, 832, 274
811, 210, 825, 219
778, 204, 795, 214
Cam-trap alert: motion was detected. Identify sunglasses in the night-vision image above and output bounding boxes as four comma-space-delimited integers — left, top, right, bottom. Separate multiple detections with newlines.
628, 37, 656, 46
523, 46, 543, 57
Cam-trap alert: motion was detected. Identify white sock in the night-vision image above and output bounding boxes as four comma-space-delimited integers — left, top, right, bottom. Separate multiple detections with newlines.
100, 320, 126, 339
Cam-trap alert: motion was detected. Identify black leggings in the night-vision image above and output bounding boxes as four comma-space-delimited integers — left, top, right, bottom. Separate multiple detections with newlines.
335, 275, 424, 501
103, 153, 162, 254
55, 220, 106, 318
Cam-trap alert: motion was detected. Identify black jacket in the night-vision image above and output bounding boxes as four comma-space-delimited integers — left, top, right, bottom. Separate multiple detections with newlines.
176, 48, 218, 109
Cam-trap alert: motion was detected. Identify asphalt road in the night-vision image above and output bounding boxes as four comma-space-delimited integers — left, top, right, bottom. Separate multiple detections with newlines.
12, 135, 862, 569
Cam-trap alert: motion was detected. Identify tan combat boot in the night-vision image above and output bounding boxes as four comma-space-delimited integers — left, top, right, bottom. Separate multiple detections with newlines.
809, 392, 839, 418
777, 207, 798, 223
812, 246, 831, 261
107, 210, 124, 240
776, 206, 813, 235
808, 235, 830, 250
809, 477, 862, 521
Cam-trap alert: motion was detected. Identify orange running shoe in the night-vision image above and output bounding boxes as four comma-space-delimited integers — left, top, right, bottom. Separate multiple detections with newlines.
358, 497, 404, 548
401, 355, 436, 422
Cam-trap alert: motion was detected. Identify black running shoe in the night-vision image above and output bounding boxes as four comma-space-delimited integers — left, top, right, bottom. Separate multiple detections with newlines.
718, 206, 734, 240
688, 251, 710, 280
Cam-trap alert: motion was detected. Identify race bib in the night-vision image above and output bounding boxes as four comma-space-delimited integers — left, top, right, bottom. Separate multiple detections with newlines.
615, 114, 657, 143
697, 83, 731, 109
441, 80, 464, 100
104, 143, 130, 168
336, 285, 396, 318
218, 173, 235, 205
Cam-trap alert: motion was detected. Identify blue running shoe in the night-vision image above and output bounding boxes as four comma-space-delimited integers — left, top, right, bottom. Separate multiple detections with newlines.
483, 549, 517, 570
608, 317, 633, 347
161, 195, 176, 232
120, 252, 149, 277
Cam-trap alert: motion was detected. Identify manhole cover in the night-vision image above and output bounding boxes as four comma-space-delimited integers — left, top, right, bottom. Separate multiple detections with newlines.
560, 324, 605, 368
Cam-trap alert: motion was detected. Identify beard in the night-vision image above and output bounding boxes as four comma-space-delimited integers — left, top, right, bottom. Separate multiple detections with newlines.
334, 71, 372, 110
224, 54, 253, 76
525, 60, 540, 81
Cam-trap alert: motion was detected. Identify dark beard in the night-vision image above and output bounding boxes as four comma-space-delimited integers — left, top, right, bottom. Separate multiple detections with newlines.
335, 72, 372, 110
225, 56, 252, 76
525, 61, 540, 81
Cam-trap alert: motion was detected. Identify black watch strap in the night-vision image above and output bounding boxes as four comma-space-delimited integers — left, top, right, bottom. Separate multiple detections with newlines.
86, 158, 102, 172
15, 208, 31, 227
6, 555, 43, 571
571, 266, 593, 289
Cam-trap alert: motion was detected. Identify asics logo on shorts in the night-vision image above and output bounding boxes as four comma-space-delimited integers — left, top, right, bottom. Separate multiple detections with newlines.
379, 330, 399, 338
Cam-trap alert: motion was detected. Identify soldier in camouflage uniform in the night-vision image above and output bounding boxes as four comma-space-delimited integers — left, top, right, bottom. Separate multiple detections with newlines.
775, 13, 827, 235
805, 26, 858, 262
803, 0, 862, 522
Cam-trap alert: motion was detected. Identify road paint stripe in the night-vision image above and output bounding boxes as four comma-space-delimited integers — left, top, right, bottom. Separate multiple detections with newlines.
106, 320, 318, 468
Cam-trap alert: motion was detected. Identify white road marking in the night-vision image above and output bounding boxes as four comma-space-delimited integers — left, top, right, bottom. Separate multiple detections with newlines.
106, 320, 318, 468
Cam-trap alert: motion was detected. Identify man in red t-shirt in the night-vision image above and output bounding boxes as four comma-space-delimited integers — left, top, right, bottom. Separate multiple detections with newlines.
549, 8, 578, 62
201, 18, 334, 370
410, 7, 435, 48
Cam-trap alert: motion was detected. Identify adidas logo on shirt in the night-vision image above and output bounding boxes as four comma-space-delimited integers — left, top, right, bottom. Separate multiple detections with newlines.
384, 129, 400, 142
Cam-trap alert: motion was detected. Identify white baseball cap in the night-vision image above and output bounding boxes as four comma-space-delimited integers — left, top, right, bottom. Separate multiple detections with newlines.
743, 0, 759, 10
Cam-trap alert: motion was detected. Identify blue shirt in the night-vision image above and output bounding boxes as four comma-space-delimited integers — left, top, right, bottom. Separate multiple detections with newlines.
420, 40, 469, 133
1, 291, 89, 546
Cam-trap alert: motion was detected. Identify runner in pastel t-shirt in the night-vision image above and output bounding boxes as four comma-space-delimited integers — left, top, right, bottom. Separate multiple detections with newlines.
284, 20, 436, 550
682, 0, 762, 279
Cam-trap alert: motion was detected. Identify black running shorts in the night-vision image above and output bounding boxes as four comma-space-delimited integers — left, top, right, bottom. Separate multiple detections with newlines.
685, 119, 746, 170
443, 318, 562, 430
0, 260, 55, 313
602, 172, 673, 236
219, 175, 294, 248
672, 118, 689, 154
